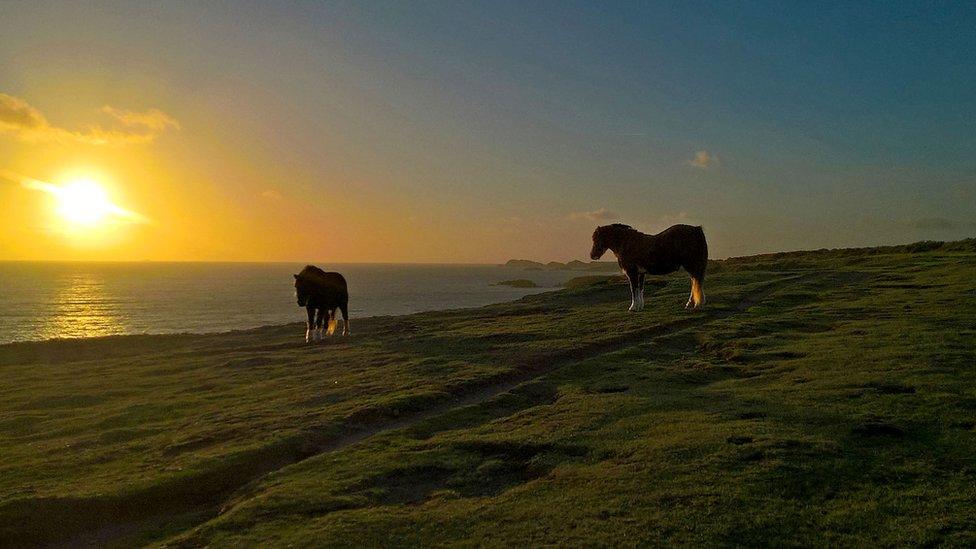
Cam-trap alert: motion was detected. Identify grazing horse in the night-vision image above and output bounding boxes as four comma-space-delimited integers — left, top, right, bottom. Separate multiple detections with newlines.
293, 265, 350, 342
590, 223, 708, 311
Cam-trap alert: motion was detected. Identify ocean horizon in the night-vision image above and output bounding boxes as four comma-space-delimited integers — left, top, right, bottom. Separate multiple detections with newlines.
0, 261, 585, 344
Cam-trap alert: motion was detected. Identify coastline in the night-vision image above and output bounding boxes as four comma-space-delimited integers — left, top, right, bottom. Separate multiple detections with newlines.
0, 286, 575, 348
0, 263, 588, 346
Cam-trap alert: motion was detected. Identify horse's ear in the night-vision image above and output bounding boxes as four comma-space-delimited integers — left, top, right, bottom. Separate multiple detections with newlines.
293, 274, 300, 280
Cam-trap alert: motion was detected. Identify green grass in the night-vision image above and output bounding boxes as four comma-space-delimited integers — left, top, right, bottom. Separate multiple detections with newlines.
2, 240, 975, 546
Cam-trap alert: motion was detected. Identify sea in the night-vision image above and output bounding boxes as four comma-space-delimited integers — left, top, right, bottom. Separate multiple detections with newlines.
0, 262, 585, 344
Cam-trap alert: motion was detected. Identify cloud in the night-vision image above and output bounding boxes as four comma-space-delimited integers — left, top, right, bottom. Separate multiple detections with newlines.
260, 189, 283, 200
0, 94, 46, 130
688, 150, 718, 169
570, 207, 620, 222
101, 105, 181, 131
0, 92, 179, 146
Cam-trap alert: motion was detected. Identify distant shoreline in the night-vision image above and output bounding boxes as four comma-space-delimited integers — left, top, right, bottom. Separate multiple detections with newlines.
503, 259, 620, 272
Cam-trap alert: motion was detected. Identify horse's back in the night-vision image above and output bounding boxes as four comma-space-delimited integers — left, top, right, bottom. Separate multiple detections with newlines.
301, 266, 348, 300
655, 224, 707, 272
319, 272, 347, 290
656, 223, 703, 240
318, 273, 348, 298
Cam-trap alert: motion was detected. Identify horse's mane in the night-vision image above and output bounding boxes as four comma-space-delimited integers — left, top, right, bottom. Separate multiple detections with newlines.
598, 223, 638, 237
298, 264, 328, 278
593, 224, 643, 249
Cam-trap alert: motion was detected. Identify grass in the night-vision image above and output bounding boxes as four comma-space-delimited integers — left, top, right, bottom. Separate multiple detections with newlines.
1, 240, 975, 546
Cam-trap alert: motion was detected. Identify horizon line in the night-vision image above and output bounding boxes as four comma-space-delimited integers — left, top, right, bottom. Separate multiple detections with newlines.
1, 235, 972, 266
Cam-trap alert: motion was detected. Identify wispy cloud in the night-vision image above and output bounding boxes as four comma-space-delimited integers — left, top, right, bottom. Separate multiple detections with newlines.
260, 189, 283, 200
570, 207, 620, 222
0, 92, 179, 146
688, 150, 718, 169
101, 105, 180, 132
0, 94, 45, 130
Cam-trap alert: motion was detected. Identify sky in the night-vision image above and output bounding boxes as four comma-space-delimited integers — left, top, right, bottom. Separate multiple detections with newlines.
1, 1, 974, 262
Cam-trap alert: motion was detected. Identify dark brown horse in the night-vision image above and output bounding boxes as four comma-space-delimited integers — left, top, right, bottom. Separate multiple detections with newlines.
590, 223, 708, 311
294, 265, 350, 342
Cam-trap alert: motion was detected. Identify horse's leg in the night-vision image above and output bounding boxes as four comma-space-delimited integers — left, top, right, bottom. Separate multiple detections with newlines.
305, 306, 315, 343
326, 308, 337, 336
637, 272, 646, 311
339, 300, 350, 335
314, 307, 328, 342
626, 269, 640, 312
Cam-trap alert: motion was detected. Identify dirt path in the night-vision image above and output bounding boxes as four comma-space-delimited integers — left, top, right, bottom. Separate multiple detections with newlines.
55, 274, 813, 548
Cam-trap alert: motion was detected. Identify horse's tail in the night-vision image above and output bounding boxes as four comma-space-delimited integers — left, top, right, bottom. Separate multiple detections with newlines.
697, 225, 708, 276
326, 308, 341, 336
693, 226, 707, 307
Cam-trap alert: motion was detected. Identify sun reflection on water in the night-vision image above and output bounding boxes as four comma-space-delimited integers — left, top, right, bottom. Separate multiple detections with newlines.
40, 272, 126, 340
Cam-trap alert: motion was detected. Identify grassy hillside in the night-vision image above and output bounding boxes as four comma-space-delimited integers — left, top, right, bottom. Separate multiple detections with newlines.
2, 240, 975, 546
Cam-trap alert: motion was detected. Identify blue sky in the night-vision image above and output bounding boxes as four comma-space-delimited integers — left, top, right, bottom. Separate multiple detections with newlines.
1, 1, 974, 261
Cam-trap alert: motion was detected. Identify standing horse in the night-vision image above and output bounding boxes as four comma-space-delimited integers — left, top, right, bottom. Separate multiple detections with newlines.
294, 265, 350, 342
590, 223, 708, 311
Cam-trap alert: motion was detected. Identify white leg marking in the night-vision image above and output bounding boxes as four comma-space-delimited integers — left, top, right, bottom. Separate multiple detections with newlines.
305, 327, 313, 343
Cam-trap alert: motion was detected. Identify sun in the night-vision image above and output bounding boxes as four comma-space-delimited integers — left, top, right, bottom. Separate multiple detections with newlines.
55, 178, 114, 226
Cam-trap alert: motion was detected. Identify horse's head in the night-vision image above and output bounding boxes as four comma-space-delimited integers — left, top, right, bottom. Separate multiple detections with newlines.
293, 273, 310, 307
591, 223, 632, 260
590, 226, 611, 260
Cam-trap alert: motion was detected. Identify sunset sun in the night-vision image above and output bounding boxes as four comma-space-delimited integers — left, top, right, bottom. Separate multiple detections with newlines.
13, 173, 151, 232
56, 179, 113, 226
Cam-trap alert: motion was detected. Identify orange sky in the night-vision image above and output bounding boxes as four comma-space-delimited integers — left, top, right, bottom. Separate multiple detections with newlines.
0, 92, 572, 264
0, 85, 613, 264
